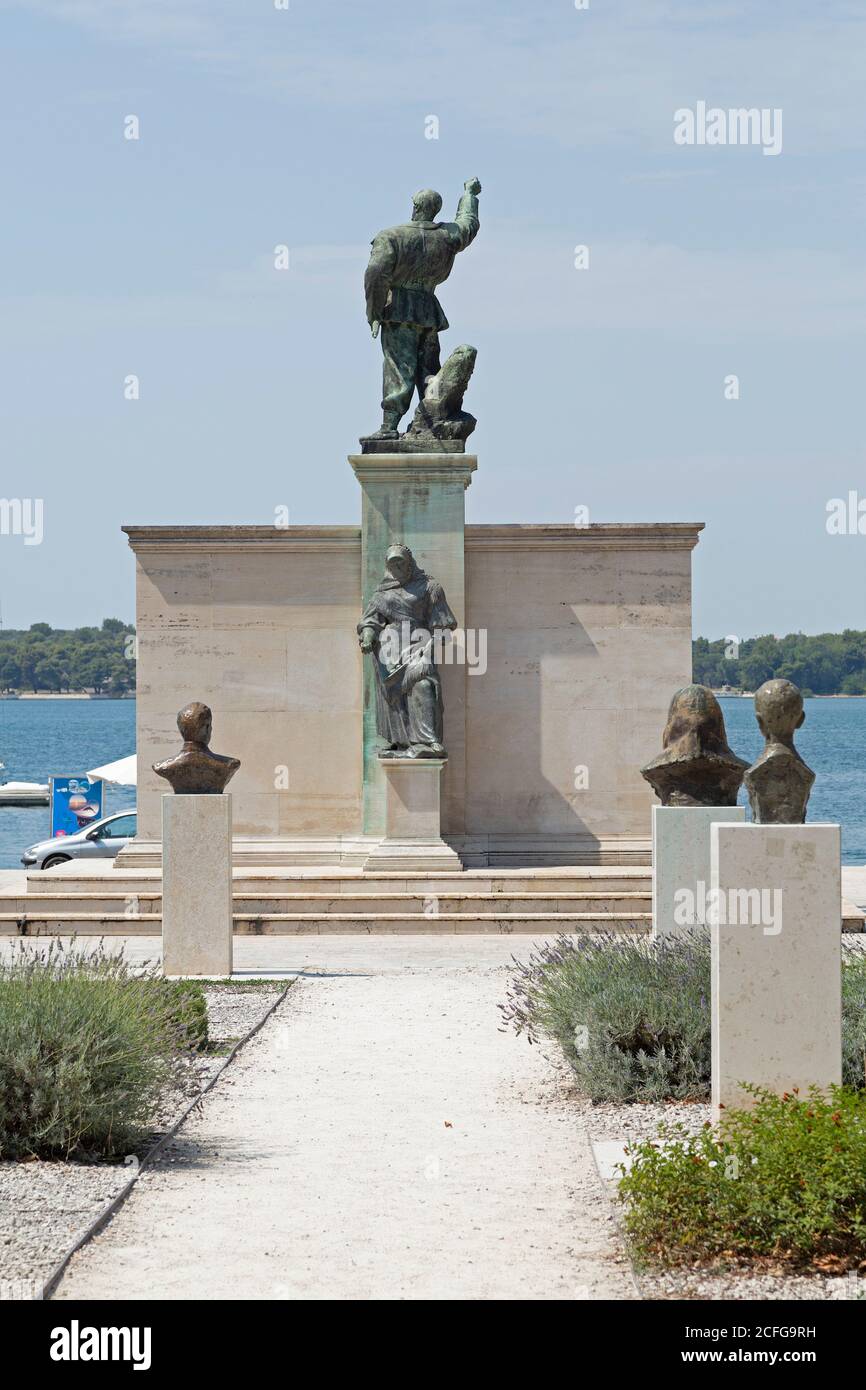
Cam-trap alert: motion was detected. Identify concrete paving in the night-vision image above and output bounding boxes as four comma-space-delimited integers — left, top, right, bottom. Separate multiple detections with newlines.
842, 866, 866, 910
52, 935, 636, 1301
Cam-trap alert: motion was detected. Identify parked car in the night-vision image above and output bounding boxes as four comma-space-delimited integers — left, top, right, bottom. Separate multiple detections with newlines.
22, 809, 137, 870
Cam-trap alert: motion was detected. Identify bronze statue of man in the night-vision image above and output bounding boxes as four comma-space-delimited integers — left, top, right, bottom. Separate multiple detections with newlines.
358, 543, 457, 758
364, 179, 481, 439
744, 679, 815, 823
153, 702, 240, 794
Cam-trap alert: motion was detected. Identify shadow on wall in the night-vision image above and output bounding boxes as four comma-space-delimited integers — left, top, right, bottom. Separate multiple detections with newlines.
464, 574, 604, 857
462, 535, 694, 861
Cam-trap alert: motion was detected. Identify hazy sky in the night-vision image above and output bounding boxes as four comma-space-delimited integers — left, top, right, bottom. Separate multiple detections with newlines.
2, 0, 864, 638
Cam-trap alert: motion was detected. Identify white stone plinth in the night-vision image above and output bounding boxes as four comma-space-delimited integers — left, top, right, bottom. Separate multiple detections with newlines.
363, 760, 462, 872
162, 794, 233, 977
711, 822, 841, 1115
652, 805, 745, 938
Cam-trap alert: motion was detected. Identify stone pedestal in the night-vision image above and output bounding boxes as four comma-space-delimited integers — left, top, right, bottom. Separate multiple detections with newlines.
652, 804, 745, 938
350, 452, 475, 842
710, 822, 841, 1114
162, 794, 233, 977
363, 759, 462, 872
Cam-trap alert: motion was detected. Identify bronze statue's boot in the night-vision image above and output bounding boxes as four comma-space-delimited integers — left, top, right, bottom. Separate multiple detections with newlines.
369, 410, 401, 440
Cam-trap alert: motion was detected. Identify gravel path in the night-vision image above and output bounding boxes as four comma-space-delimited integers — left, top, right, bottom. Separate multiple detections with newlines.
0, 984, 280, 1299
54, 958, 636, 1301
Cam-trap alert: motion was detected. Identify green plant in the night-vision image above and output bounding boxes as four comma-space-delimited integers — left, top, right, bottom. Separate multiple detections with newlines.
500, 932, 712, 1102
162, 979, 208, 1051
618, 1085, 866, 1267
502, 934, 866, 1102
843, 950, 866, 1089
0, 942, 202, 1160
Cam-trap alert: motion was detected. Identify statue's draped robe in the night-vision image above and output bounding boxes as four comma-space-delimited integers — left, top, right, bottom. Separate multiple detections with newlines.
358, 563, 457, 751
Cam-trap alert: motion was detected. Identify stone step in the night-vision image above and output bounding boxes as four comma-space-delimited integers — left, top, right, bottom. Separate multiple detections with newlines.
242, 891, 651, 915
8, 890, 652, 916
4, 902, 861, 934
0, 914, 163, 936
229, 913, 654, 934
0, 911, 652, 936
27, 865, 653, 896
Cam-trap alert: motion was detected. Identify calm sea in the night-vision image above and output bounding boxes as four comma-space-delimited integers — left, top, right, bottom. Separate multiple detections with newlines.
720, 696, 866, 864
0, 699, 136, 868
0, 695, 864, 868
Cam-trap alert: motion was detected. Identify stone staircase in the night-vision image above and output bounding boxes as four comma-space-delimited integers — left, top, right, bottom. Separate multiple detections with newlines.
3, 864, 861, 936
0, 866, 654, 935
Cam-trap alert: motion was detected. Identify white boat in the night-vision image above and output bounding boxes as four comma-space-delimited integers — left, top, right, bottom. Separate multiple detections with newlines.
0, 752, 135, 807
0, 780, 50, 807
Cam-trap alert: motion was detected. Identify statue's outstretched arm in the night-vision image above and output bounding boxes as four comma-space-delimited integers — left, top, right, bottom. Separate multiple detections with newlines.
449, 177, 481, 251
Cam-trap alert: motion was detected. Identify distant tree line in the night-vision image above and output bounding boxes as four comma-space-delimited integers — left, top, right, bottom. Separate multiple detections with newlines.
693, 631, 866, 696
3, 621, 863, 697
0, 620, 136, 694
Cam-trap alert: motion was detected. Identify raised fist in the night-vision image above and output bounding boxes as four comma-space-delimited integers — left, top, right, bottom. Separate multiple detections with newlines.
464, 177, 482, 196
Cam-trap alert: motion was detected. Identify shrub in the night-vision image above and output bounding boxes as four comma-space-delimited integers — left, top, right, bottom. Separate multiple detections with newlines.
0, 942, 203, 1160
618, 1085, 866, 1267
843, 950, 866, 1090
500, 932, 711, 1102
501, 934, 866, 1102
162, 978, 208, 1051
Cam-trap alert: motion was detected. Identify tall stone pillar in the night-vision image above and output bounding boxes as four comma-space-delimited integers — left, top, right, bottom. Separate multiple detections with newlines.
349, 452, 476, 840
162, 794, 233, 977
710, 821, 841, 1114
652, 804, 745, 938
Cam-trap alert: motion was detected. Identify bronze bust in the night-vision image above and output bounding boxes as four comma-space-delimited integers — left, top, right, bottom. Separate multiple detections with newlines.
153, 702, 240, 794
744, 679, 814, 823
641, 684, 748, 807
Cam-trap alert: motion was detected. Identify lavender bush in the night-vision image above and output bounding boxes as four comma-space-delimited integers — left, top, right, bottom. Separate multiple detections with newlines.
500, 931, 712, 1102
502, 933, 866, 1103
0, 941, 204, 1159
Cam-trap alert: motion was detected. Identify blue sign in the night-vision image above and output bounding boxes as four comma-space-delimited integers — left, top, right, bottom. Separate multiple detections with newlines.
50, 776, 104, 838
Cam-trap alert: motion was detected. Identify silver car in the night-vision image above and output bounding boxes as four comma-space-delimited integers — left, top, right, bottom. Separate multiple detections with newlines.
22, 809, 137, 870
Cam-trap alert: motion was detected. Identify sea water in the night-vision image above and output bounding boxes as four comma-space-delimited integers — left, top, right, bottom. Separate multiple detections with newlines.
1, 695, 863, 869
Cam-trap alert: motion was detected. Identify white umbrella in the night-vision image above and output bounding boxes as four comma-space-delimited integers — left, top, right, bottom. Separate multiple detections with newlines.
86, 754, 137, 786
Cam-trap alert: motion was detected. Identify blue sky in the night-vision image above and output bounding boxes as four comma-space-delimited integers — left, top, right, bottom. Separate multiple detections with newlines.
1, 0, 865, 637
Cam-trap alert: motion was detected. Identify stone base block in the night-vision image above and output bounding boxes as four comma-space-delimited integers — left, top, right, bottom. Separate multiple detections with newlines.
360, 840, 463, 873
358, 437, 466, 454
363, 759, 462, 872
652, 804, 745, 938
162, 794, 233, 977
711, 822, 841, 1114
